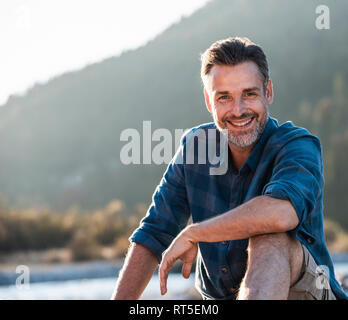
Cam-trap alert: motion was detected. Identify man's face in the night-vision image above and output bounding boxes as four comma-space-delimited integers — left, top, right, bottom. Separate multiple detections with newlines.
203, 62, 273, 149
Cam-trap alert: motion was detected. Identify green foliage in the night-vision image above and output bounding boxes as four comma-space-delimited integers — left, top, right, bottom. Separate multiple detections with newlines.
297, 73, 348, 229
0, 208, 73, 252
324, 218, 348, 252
68, 230, 102, 261
0, 0, 347, 231
0, 200, 142, 258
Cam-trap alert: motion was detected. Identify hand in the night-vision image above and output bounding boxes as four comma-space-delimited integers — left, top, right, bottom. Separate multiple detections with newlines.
159, 227, 198, 295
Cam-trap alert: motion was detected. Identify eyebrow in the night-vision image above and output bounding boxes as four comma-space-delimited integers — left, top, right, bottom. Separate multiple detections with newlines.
243, 87, 261, 93
215, 90, 230, 95
215, 87, 261, 95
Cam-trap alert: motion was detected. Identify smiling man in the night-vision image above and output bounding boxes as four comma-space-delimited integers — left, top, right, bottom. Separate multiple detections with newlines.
112, 37, 347, 300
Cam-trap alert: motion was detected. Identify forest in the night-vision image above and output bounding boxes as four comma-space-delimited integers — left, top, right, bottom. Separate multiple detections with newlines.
0, 0, 347, 258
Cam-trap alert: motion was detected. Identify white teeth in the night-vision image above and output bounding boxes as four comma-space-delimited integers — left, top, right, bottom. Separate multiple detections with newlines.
230, 118, 253, 127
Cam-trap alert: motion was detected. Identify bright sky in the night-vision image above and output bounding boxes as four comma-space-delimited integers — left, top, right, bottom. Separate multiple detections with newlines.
0, 0, 210, 106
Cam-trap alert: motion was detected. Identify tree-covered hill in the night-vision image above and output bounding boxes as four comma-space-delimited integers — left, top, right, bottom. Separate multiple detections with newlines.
0, 0, 347, 228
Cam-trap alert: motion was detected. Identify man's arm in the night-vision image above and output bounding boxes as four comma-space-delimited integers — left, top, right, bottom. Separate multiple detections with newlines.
111, 243, 159, 300
114, 132, 192, 299
189, 195, 298, 242
159, 195, 299, 295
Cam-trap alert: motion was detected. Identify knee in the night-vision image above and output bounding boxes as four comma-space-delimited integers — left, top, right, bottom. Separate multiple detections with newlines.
246, 232, 304, 287
247, 232, 303, 266
248, 232, 295, 255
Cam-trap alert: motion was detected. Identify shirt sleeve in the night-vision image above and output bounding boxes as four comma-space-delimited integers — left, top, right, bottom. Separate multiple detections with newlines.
262, 135, 324, 231
129, 135, 191, 262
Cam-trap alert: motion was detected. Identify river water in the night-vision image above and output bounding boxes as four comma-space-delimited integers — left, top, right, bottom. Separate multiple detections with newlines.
0, 273, 197, 300
0, 262, 347, 300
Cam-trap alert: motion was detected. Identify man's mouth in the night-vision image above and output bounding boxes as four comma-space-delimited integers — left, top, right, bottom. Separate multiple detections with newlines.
225, 116, 255, 129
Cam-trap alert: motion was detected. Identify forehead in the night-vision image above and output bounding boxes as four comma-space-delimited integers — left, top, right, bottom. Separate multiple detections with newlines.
206, 62, 264, 93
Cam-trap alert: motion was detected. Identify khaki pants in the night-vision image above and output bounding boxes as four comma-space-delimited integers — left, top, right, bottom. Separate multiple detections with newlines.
203, 244, 337, 300
288, 244, 336, 300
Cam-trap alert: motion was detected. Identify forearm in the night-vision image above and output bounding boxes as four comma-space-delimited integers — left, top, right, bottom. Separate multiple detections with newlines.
111, 242, 159, 300
188, 195, 299, 243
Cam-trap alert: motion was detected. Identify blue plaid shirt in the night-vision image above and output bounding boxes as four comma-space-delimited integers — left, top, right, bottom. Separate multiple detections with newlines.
130, 116, 347, 300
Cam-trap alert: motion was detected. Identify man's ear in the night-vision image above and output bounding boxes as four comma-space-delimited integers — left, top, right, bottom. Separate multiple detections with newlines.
265, 79, 274, 105
204, 88, 212, 113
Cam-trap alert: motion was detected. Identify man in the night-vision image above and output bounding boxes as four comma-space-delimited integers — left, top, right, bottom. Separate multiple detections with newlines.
112, 37, 347, 300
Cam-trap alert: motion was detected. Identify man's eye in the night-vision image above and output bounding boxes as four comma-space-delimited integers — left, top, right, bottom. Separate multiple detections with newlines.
245, 92, 257, 97
218, 95, 230, 100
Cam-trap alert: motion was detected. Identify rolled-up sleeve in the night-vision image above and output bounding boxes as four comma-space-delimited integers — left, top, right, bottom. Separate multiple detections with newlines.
129, 137, 191, 262
262, 135, 324, 230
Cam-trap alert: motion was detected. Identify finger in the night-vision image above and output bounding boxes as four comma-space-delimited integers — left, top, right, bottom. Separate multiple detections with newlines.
159, 257, 171, 295
159, 264, 167, 295
181, 262, 193, 279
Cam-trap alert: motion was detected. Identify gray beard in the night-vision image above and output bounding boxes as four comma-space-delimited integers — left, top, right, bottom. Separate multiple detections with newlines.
215, 111, 269, 148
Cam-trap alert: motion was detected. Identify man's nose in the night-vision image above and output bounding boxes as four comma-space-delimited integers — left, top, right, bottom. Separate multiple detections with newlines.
229, 97, 245, 118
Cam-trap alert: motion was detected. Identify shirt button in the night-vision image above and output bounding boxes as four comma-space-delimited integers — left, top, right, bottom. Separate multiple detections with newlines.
221, 267, 228, 273
307, 237, 314, 244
